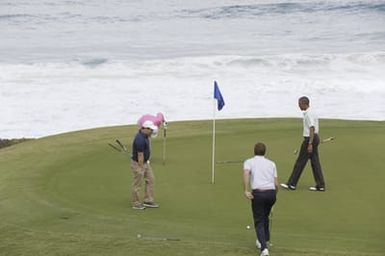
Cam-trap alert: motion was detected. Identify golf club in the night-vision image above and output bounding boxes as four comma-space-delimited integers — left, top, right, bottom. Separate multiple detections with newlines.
269, 207, 274, 246
321, 136, 335, 143
108, 143, 122, 152
294, 136, 335, 155
216, 160, 243, 164
116, 139, 128, 152
136, 234, 180, 241
108, 141, 130, 155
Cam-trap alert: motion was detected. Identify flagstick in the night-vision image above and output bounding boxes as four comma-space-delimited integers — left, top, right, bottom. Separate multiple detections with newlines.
162, 124, 167, 165
211, 98, 216, 184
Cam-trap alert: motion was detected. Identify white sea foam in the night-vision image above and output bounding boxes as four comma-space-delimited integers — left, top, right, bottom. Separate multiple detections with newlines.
0, 0, 384, 138
1, 52, 384, 138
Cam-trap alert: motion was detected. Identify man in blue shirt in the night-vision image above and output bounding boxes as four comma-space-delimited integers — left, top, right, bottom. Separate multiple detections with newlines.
131, 120, 159, 210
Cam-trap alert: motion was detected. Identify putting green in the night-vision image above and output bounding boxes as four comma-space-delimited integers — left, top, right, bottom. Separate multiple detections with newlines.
0, 119, 384, 255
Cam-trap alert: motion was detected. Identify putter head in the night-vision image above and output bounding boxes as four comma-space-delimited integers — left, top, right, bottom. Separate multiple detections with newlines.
322, 136, 335, 143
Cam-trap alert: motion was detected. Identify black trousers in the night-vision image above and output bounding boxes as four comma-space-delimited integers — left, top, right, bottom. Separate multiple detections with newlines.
288, 134, 325, 188
251, 190, 276, 251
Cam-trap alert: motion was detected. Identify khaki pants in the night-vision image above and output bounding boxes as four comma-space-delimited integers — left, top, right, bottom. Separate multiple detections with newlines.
131, 160, 155, 206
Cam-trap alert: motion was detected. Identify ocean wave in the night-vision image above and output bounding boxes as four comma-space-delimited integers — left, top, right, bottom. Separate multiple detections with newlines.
3, 0, 384, 27
354, 31, 385, 41
1, 52, 384, 74
1, 52, 384, 86
79, 58, 109, 67
0, 14, 36, 21
178, 1, 385, 19
219, 52, 385, 71
28, 0, 87, 7
1, 52, 384, 138
0, 12, 139, 26
0, 13, 61, 26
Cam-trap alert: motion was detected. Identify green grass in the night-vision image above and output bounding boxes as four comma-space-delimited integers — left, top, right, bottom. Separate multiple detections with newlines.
0, 118, 384, 256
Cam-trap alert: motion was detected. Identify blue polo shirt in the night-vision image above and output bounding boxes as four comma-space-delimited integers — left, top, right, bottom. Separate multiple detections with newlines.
131, 131, 150, 162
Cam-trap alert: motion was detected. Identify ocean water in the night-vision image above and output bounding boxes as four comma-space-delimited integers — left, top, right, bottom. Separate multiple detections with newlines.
1, 0, 384, 138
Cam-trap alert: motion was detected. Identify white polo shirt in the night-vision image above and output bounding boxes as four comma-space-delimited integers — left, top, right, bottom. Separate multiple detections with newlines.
243, 156, 277, 190
303, 107, 319, 137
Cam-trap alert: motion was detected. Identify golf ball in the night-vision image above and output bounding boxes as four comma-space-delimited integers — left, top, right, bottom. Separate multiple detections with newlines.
137, 234, 142, 239
246, 225, 251, 230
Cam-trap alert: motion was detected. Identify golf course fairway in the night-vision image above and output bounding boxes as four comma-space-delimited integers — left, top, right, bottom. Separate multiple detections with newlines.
0, 118, 384, 256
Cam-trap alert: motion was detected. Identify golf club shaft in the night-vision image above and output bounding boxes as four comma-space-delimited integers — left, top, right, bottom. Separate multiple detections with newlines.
321, 136, 335, 143
108, 143, 122, 152
294, 136, 335, 154
138, 235, 180, 241
269, 207, 274, 243
162, 127, 167, 165
216, 160, 242, 164
116, 139, 127, 152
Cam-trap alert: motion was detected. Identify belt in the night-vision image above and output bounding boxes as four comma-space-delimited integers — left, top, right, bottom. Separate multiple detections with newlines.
304, 134, 318, 139
252, 189, 276, 193
131, 160, 150, 164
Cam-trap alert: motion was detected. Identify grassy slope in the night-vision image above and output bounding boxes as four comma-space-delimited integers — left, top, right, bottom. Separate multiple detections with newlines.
0, 119, 384, 256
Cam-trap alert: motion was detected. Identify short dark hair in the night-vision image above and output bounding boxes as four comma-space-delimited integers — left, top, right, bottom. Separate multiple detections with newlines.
299, 96, 310, 105
254, 142, 266, 156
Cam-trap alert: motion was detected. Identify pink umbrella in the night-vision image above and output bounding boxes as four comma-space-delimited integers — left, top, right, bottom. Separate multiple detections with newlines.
137, 112, 167, 164
137, 112, 166, 128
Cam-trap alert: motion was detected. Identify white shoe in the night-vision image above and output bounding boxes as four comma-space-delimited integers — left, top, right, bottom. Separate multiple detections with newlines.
260, 248, 269, 256
309, 186, 325, 192
256, 239, 261, 249
280, 183, 296, 190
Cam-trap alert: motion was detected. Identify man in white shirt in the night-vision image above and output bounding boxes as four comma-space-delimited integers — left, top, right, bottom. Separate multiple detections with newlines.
281, 96, 326, 191
244, 142, 279, 256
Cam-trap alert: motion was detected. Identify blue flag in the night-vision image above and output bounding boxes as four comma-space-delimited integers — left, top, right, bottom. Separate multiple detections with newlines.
214, 81, 225, 111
